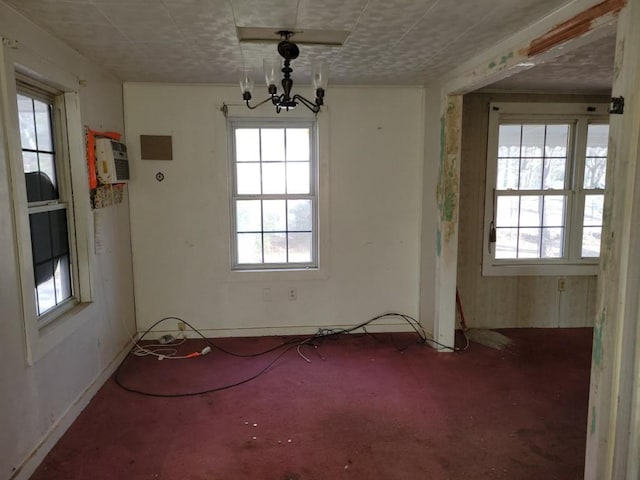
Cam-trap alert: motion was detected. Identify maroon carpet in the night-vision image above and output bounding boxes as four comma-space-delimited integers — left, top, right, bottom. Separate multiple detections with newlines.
31, 328, 592, 480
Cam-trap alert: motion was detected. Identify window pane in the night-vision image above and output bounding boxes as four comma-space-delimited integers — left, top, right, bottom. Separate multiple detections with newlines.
541, 227, 563, 258
496, 196, 519, 227
519, 158, 542, 189
288, 200, 312, 231
545, 125, 569, 157
586, 124, 609, 156
286, 129, 310, 161
261, 129, 285, 161
29, 212, 52, 265
583, 195, 604, 226
543, 158, 566, 189
54, 254, 72, 304
38, 153, 58, 193
520, 196, 541, 227
262, 200, 286, 231
50, 209, 69, 257
497, 158, 519, 189
35, 262, 56, 314
236, 200, 261, 232
584, 158, 607, 189
521, 125, 544, 157
237, 163, 261, 194
498, 125, 521, 157
25, 170, 57, 203
236, 129, 260, 162
495, 228, 517, 259
543, 195, 566, 227
518, 228, 541, 258
34, 99, 53, 152
262, 162, 286, 194
263, 233, 286, 263
286, 162, 310, 194
288, 232, 312, 262
22, 150, 38, 174
582, 226, 602, 258
584, 124, 608, 189
17, 94, 36, 150
237, 233, 262, 263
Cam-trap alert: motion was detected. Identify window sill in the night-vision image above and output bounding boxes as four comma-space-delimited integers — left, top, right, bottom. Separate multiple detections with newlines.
225, 266, 329, 282
482, 262, 599, 277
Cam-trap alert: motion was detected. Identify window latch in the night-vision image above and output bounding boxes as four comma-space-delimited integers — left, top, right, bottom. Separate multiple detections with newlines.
488, 220, 496, 253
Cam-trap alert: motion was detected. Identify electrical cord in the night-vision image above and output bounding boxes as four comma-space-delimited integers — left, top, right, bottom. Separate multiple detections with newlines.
114, 313, 463, 397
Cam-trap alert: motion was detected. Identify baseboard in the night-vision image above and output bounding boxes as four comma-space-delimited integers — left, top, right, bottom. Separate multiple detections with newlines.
10, 339, 133, 480
143, 321, 421, 340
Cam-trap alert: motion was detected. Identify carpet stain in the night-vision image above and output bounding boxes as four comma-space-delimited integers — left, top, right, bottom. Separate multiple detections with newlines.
529, 444, 563, 463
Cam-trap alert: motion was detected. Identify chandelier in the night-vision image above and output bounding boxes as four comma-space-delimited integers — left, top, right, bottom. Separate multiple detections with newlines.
239, 31, 328, 114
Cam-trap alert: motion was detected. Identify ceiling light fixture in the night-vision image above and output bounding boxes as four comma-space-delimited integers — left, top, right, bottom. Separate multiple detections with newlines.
239, 30, 328, 114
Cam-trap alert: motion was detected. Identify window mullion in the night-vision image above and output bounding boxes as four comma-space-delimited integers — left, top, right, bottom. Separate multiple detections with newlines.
569, 118, 589, 262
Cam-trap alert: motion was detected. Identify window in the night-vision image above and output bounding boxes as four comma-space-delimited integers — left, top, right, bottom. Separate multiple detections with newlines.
230, 120, 318, 270
16, 79, 78, 323
483, 102, 609, 276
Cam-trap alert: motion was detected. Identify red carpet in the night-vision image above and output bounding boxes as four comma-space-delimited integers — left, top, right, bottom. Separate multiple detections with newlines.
31, 328, 592, 479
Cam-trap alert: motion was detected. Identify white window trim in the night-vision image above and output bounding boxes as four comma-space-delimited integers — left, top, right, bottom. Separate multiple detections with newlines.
228, 117, 319, 271
224, 110, 330, 282
1, 45, 93, 364
482, 102, 609, 277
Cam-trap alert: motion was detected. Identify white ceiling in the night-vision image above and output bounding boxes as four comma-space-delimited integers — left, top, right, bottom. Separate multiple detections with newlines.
3, 0, 616, 92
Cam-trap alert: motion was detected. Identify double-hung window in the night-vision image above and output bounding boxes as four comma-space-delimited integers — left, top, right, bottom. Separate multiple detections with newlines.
483, 102, 609, 276
16, 79, 78, 323
230, 119, 318, 270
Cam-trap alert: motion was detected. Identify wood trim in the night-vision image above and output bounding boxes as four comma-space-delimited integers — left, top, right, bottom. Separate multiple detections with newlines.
528, 0, 626, 56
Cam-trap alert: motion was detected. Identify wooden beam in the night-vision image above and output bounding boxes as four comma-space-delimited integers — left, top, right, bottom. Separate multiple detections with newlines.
528, 0, 626, 56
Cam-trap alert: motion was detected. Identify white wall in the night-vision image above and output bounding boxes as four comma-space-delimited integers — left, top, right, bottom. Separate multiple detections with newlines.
124, 83, 425, 336
0, 3, 134, 479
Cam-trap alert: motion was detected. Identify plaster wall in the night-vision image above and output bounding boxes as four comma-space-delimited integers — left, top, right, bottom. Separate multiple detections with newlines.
124, 83, 426, 336
0, 2, 134, 478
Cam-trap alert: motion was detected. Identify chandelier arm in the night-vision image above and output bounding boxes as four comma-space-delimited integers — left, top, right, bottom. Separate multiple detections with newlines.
292, 94, 321, 114
245, 96, 276, 110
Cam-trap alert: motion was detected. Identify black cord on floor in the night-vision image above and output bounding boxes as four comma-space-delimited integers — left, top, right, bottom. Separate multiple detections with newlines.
114, 313, 462, 397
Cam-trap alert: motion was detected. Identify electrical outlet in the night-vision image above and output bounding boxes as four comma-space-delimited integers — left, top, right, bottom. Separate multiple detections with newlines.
288, 287, 297, 301
262, 288, 272, 302
178, 321, 186, 331
558, 277, 567, 292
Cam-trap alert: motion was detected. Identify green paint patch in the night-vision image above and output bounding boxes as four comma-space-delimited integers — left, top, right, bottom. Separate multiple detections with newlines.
439, 116, 445, 172
590, 407, 597, 435
437, 116, 445, 212
443, 184, 455, 222
488, 61, 497, 69
436, 228, 442, 257
593, 312, 605, 367
500, 51, 514, 64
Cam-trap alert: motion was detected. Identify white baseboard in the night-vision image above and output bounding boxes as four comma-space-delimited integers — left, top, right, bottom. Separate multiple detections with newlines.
142, 321, 421, 340
10, 339, 133, 480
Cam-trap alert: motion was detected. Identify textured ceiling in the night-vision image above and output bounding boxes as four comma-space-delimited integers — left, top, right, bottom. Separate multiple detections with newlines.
482, 32, 616, 94
3, 0, 615, 92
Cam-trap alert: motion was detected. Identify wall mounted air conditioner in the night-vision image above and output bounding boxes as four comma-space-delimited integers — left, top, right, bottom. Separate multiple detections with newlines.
95, 138, 130, 183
